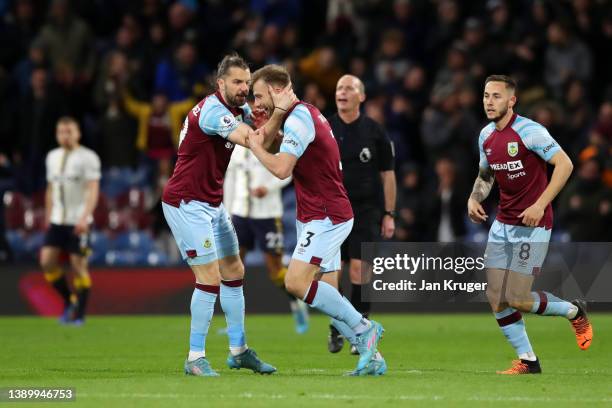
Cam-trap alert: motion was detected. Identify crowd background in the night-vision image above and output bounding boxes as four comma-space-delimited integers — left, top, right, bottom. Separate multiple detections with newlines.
0, 0, 610, 266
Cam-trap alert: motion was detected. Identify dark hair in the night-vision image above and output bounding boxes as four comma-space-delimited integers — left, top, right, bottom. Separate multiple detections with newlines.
485, 75, 517, 91
216, 53, 249, 80
251, 64, 291, 88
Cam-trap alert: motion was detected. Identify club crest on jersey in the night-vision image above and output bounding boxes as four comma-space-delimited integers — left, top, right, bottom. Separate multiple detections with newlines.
203, 239, 212, 249
359, 147, 372, 163
507, 142, 518, 157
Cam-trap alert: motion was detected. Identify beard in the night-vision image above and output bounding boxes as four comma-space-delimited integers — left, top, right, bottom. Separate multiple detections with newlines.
490, 106, 509, 123
225, 91, 248, 107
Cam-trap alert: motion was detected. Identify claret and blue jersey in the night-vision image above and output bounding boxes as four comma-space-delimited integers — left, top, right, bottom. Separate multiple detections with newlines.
478, 113, 561, 230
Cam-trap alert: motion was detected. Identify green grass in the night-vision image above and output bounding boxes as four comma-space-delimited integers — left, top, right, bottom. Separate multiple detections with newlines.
0, 313, 610, 407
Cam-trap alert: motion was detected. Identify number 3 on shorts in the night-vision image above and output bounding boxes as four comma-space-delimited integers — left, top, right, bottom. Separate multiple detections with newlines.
301, 231, 315, 247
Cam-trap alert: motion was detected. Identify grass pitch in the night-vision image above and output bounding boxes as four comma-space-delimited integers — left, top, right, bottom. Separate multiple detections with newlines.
0, 313, 610, 407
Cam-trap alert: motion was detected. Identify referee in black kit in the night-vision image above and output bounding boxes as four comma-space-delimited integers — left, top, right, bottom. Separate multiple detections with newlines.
327, 75, 397, 354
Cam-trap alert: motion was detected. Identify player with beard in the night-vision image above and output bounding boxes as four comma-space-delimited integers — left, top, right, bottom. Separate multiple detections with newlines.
162, 54, 296, 377
467, 75, 593, 375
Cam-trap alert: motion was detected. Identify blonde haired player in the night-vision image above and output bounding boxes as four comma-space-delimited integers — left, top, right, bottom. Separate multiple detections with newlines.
40, 116, 100, 325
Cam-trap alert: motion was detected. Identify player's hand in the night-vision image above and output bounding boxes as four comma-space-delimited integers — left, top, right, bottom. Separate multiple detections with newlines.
74, 217, 90, 235
247, 128, 265, 149
381, 215, 395, 239
251, 186, 268, 198
250, 109, 268, 129
518, 203, 544, 227
270, 84, 297, 112
467, 198, 488, 223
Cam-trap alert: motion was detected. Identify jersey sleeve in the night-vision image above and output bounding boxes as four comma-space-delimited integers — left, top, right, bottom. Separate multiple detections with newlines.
478, 126, 492, 168
198, 98, 239, 139
45, 152, 53, 182
280, 105, 315, 159
84, 151, 101, 181
375, 123, 395, 171
241, 103, 254, 127
521, 123, 561, 161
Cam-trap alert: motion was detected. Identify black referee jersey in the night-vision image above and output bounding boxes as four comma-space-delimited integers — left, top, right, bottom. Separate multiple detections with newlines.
329, 113, 395, 209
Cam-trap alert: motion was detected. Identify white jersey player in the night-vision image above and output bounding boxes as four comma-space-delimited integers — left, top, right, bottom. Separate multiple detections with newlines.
40, 116, 100, 325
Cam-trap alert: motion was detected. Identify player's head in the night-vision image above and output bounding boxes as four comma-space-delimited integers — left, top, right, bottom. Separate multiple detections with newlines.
251, 64, 291, 117
335, 75, 365, 113
56, 116, 81, 149
483, 75, 517, 123
216, 53, 250, 107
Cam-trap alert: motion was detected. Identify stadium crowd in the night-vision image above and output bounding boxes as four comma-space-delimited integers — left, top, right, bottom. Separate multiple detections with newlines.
0, 0, 611, 264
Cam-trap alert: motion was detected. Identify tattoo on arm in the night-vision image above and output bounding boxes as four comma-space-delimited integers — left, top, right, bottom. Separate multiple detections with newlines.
470, 167, 494, 202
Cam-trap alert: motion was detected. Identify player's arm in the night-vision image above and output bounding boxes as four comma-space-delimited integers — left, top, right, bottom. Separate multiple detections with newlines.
467, 166, 494, 223
75, 154, 101, 235
248, 106, 313, 180
377, 127, 396, 238
518, 125, 573, 227
248, 128, 297, 180
74, 180, 99, 235
380, 170, 397, 238
519, 150, 573, 227
44, 183, 52, 228
248, 84, 297, 151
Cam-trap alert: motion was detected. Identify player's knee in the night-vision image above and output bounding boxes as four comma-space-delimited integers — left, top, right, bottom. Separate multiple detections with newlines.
505, 290, 530, 310
284, 273, 307, 298
486, 285, 502, 307
40, 251, 56, 271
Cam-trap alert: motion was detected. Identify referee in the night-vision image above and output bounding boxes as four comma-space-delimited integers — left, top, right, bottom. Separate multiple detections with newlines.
328, 75, 397, 354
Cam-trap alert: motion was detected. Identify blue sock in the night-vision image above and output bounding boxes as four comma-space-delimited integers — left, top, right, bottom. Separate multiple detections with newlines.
495, 308, 534, 357
530, 291, 575, 318
331, 296, 359, 345
189, 284, 218, 354
304, 281, 363, 329
220, 280, 246, 354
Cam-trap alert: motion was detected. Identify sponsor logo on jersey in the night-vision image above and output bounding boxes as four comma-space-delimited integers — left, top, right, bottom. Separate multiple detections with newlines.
543, 142, 556, 154
490, 160, 523, 171
359, 147, 372, 163
192, 106, 201, 116
507, 142, 518, 157
507, 171, 526, 180
283, 138, 298, 147
221, 114, 236, 129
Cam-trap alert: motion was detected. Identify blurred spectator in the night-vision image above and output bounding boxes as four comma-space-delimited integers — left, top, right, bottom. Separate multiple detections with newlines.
545, 21, 593, 99
558, 158, 612, 241
299, 46, 343, 98
154, 41, 207, 101
426, 0, 461, 66
374, 29, 411, 87
16, 67, 66, 192
11, 39, 47, 98
426, 157, 468, 242
563, 80, 594, 156
122, 89, 192, 192
0, 0, 39, 69
37, 0, 96, 87
395, 162, 426, 242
